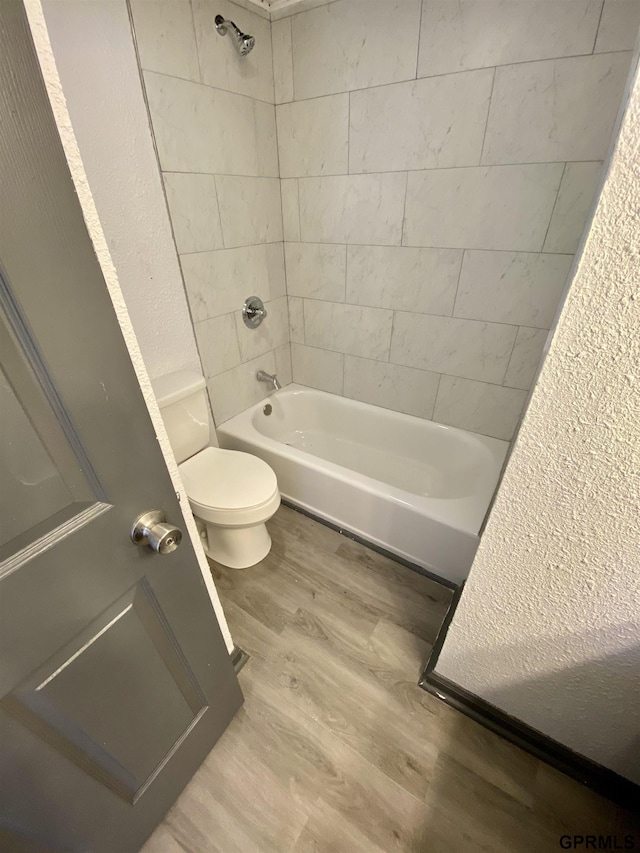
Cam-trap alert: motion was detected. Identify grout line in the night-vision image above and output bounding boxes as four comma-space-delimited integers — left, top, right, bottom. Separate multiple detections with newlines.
501, 326, 522, 387
288, 16, 296, 102
189, 0, 204, 84
347, 91, 351, 174
479, 66, 497, 165
400, 171, 409, 246
296, 178, 302, 240
591, 1, 606, 54
539, 162, 568, 252
432, 372, 443, 419
141, 46, 633, 115
451, 250, 466, 317
415, 0, 424, 80
157, 159, 599, 180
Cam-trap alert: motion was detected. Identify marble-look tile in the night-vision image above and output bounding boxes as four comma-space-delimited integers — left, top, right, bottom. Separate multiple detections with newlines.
291, 0, 422, 100
433, 375, 527, 440
595, 0, 640, 51
299, 174, 406, 245
163, 173, 223, 254
454, 251, 572, 328
403, 165, 563, 252
503, 327, 549, 390
208, 350, 276, 423
275, 342, 293, 387
215, 176, 283, 247
272, 17, 294, 104
277, 95, 349, 178
281, 179, 300, 242
346, 246, 461, 316
195, 313, 241, 377
234, 296, 289, 362
193, 0, 274, 103
417, 0, 603, 77
144, 72, 278, 176
288, 296, 305, 344
181, 243, 285, 321
130, 0, 200, 82
349, 70, 493, 173
390, 314, 517, 384
291, 343, 344, 394
285, 243, 346, 302
543, 162, 603, 254
304, 301, 393, 361
343, 356, 440, 420
482, 53, 632, 165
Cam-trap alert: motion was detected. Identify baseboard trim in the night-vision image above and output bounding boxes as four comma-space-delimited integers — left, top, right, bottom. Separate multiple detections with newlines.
280, 497, 458, 591
420, 623, 640, 811
230, 645, 249, 674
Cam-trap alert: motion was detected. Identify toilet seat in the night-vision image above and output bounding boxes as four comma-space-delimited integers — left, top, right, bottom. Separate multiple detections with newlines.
179, 447, 280, 527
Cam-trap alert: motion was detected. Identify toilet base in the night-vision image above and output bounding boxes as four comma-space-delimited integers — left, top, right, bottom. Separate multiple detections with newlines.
202, 521, 272, 569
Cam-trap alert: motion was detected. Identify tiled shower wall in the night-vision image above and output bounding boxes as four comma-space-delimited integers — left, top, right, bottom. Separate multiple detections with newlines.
274, 0, 639, 440
131, 0, 291, 425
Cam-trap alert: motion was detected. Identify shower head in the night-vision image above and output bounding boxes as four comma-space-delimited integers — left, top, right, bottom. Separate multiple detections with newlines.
215, 14, 255, 57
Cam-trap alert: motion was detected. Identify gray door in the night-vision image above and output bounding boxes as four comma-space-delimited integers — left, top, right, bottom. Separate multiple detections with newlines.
0, 3, 243, 851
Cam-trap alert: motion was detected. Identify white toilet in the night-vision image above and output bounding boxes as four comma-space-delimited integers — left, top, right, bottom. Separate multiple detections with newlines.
154, 370, 280, 568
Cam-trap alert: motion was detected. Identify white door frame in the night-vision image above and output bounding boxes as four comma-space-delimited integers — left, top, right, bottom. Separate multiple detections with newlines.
24, 0, 234, 653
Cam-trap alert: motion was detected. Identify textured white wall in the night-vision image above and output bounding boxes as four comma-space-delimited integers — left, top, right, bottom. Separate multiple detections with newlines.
27, 0, 234, 652
436, 61, 640, 784
40, 0, 201, 383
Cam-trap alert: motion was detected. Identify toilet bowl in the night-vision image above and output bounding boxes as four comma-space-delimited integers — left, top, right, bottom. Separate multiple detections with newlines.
153, 370, 280, 569
179, 446, 280, 568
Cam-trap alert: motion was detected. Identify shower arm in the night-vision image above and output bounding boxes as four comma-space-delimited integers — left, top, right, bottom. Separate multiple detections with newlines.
215, 14, 255, 57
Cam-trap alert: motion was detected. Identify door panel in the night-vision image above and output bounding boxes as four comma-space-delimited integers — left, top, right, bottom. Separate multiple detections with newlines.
0, 2, 243, 851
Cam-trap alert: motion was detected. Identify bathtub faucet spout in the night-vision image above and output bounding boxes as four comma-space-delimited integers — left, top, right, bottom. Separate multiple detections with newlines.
257, 370, 281, 391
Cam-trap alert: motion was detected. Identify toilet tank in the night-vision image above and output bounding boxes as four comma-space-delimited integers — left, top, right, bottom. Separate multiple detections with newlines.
152, 370, 210, 464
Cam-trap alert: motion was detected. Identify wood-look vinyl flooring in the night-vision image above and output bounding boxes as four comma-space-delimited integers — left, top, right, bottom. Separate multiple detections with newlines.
143, 506, 639, 853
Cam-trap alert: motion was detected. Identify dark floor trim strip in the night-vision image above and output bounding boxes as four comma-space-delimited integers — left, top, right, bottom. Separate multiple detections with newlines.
421, 642, 640, 811
230, 645, 249, 674
281, 498, 458, 591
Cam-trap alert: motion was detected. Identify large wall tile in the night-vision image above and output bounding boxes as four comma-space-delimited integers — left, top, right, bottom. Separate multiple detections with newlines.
304, 301, 393, 360
291, 343, 344, 394
346, 246, 461, 316
181, 243, 285, 321
130, 0, 199, 82
433, 375, 527, 440
291, 0, 422, 99
163, 173, 223, 254
349, 70, 493, 173
195, 313, 241, 377
403, 165, 563, 251
281, 179, 300, 242
543, 162, 603, 254
215, 176, 283, 247
277, 95, 349, 177
595, 0, 640, 52
299, 174, 406, 245
503, 327, 549, 390
417, 0, 602, 77
391, 314, 516, 384
272, 17, 294, 104
234, 296, 289, 362
288, 296, 305, 343
454, 251, 572, 328
275, 343, 293, 387
285, 243, 346, 301
482, 53, 631, 165
144, 72, 278, 176
208, 350, 277, 423
343, 356, 440, 419
193, 0, 274, 103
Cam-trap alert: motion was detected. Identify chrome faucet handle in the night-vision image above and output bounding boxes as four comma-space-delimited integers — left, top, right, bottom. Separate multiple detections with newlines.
242, 295, 267, 328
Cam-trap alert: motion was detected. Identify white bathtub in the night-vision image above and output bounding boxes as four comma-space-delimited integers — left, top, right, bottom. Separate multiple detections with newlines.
217, 385, 508, 585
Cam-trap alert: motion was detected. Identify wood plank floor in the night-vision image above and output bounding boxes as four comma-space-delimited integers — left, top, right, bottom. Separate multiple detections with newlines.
143, 506, 640, 852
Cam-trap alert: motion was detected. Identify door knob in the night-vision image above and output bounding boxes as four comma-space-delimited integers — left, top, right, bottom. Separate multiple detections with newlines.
131, 510, 182, 554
